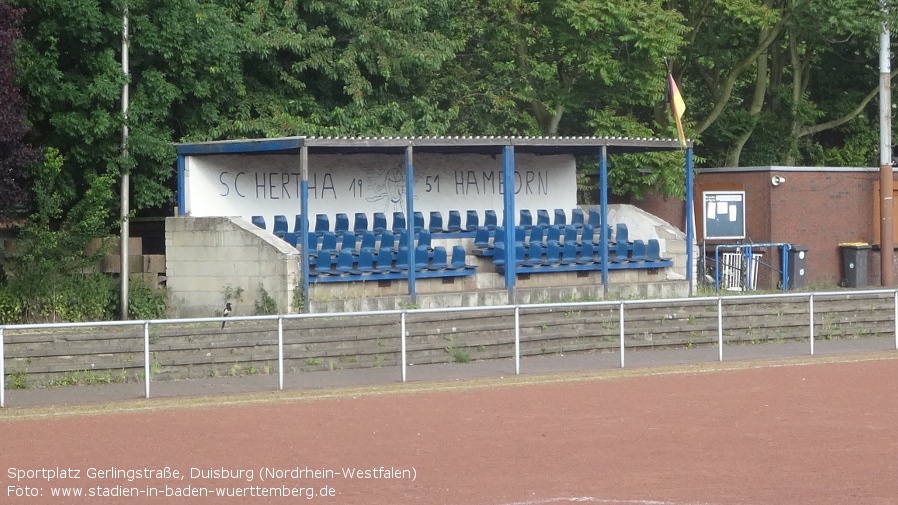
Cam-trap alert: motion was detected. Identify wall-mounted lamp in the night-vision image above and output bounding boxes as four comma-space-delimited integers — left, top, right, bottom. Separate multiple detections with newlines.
771, 175, 786, 186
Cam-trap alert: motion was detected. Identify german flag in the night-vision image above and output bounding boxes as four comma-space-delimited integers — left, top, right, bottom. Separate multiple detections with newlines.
666, 72, 687, 148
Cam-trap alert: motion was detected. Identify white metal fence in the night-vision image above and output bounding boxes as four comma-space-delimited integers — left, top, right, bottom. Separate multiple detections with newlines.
2, 288, 898, 408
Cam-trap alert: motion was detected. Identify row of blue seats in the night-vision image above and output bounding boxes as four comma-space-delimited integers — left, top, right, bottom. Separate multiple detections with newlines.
473, 223, 616, 254
281, 229, 442, 257
493, 238, 671, 274
309, 245, 477, 283
478, 224, 672, 274
251, 208, 606, 238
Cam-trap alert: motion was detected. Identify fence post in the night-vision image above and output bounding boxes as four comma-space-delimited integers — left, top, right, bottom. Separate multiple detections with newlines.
277, 316, 284, 391
809, 294, 815, 355
1, 328, 5, 408
144, 322, 151, 399
400, 311, 407, 383
619, 302, 625, 368
514, 306, 521, 375
717, 297, 724, 361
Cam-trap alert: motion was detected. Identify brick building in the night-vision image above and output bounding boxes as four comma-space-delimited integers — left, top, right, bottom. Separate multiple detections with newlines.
636, 166, 893, 288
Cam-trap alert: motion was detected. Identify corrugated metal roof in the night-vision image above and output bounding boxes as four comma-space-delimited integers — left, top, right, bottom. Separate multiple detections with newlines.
176, 135, 692, 156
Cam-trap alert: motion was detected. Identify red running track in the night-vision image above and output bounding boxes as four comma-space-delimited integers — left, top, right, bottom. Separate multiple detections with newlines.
2, 355, 897, 505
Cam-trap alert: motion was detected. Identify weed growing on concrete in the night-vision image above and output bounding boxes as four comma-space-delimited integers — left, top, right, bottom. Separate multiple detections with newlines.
445, 346, 470, 363
254, 283, 278, 315
8, 370, 29, 390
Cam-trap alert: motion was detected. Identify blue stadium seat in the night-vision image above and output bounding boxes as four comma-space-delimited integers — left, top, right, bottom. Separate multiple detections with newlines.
546, 225, 562, 244
414, 245, 430, 271
360, 231, 377, 251
372, 212, 388, 234
580, 224, 595, 246
647, 239, 671, 262
376, 247, 399, 273
563, 227, 578, 245
570, 208, 585, 229
450, 246, 476, 270
413, 211, 425, 233
396, 246, 412, 271
560, 242, 578, 265
491, 241, 506, 268
335, 248, 357, 274
513, 242, 526, 266
294, 214, 307, 234
314, 214, 330, 234
528, 226, 544, 247
397, 229, 411, 251
379, 231, 396, 254
304, 232, 318, 253
282, 232, 299, 247
354, 213, 369, 234
519, 209, 533, 228
340, 233, 357, 251
447, 210, 462, 232
431, 247, 448, 270
429, 211, 444, 233
417, 230, 433, 249
273, 215, 288, 237
588, 209, 601, 227
536, 209, 551, 228
631, 240, 647, 262
392, 212, 407, 232
320, 232, 338, 255
334, 213, 350, 235
473, 227, 491, 249
613, 237, 630, 262
542, 241, 563, 266
251, 216, 266, 230
357, 248, 377, 273
524, 242, 543, 267
465, 210, 479, 231
553, 209, 566, 226
314, 252, 334, 275
576, 242, 597, 265
492, 227, 506, 246
615, 223, 629, 244
484, 210, 498, 230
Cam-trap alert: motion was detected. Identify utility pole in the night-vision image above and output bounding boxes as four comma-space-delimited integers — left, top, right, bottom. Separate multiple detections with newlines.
120, 5, 130, 318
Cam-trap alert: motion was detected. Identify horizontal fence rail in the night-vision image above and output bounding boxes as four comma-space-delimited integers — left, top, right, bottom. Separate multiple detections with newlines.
2, 288, 898, 408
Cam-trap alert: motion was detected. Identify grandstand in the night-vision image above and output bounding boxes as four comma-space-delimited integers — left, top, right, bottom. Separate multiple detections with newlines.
167, 136, 694, 317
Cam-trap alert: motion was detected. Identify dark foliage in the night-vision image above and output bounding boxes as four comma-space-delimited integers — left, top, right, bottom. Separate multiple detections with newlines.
0, 3, 37, 216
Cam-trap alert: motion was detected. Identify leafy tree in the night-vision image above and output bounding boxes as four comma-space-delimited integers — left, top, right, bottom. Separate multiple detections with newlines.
677, 0, 898, 167
0, 2, 38, 216
200, 0, 462, 139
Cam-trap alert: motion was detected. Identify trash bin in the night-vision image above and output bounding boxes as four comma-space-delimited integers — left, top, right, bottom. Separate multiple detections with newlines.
839, 243, 871, 288
785, 245, 809, 290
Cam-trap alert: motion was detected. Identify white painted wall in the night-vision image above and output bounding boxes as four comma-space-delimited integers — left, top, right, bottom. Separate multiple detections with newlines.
183, 152, 577, 230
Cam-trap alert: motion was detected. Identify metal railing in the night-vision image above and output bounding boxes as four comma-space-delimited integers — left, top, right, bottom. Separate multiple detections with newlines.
2, 287, 897, 408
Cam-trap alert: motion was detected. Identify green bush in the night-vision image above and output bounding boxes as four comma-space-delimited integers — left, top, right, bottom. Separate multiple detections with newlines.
128, 279, 168, 320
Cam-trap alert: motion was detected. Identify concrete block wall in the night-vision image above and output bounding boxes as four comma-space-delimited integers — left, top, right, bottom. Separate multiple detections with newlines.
166, 216, 300, 318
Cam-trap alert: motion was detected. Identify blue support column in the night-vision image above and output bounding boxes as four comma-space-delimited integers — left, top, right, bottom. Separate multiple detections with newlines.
300, 144, 310, 310
599, 146, 609, 294
685, 147, 695, 296
405, 145, 417, 303
502, 146, 516, 303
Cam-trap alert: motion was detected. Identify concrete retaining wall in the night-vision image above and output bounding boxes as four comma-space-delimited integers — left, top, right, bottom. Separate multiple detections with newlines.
165, 216, 301, 318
